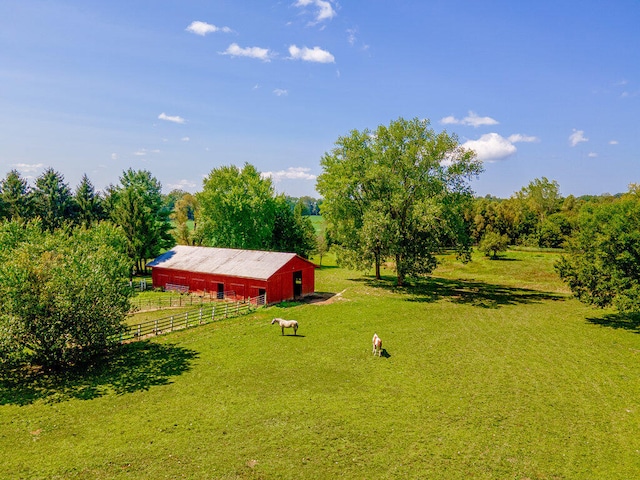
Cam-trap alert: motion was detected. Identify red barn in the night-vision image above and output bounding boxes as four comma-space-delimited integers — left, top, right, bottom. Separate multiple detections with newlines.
147, 246, 316, 304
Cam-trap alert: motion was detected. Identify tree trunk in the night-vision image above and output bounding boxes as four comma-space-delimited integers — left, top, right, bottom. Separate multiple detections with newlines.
396, 253, 404, 286
374, 249, 381, 280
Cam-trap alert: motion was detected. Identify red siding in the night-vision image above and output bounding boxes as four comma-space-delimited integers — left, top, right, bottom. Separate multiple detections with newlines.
150, 254, 316, 304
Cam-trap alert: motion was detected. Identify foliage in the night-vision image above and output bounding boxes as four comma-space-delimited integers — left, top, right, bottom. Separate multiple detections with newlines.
271, 197, 316, 258
74, 174, 104, 227
0, 221, 133, 369
0, 169, 31, 221
478, 230, 509, 258
198, 163, 276, 250
171, 192, 201, 246
556, 188, 640, 312
107, 169, 174, 275
317, 116, 483, 285
197, 163, 316, 257
31, 168, 75, 232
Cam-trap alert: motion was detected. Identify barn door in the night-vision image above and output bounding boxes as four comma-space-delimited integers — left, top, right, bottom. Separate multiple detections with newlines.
293, 271, 303, 298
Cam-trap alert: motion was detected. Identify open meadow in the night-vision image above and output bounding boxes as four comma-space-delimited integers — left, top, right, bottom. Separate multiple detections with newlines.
2, 250, 640, 479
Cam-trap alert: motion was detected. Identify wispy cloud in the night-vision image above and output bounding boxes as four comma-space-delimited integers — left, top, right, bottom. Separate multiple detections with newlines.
461, 132, 536, 163
167, 179, 197, 191
186, 21, 232, 36
288, 45, 335, 63
273, 89, 288, 96
588, 152, 598, 158
609, 140, 619, 145
261, 167, 317, 181
11, 162, 44, 173
181, 137, 190, 142
507, 134, 539, 143
294, 0, 337, 24
158, 112, 186, 124
441, 111, 499, 128
221, 43, 274, 62
569, 129, 588, 146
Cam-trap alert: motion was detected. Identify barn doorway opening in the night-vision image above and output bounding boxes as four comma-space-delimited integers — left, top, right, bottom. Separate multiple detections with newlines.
217, 283, 224, 299
293, 271, 303, 298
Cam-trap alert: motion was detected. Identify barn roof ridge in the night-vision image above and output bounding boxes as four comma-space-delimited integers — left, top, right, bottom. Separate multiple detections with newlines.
147, 245, 313, 281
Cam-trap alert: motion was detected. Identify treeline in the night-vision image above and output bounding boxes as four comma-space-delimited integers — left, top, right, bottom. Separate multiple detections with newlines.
469, 176, 623, 251
0, 165, 319, 274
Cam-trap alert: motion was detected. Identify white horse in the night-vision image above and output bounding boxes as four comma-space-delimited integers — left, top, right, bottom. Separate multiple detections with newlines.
372, 333, 383, 357
271, 318, 299, 336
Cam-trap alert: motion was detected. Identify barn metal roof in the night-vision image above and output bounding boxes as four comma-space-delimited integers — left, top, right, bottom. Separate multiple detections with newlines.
147, 246, 303, 281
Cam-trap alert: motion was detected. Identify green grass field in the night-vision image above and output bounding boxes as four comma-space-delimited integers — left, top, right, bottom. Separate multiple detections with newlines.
2, 250, 640, 479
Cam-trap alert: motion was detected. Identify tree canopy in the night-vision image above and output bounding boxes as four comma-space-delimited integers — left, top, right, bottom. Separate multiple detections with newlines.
556, 187, 640, 312
197, 163, 316, 257
107, 169, 174, 274
0, 221, 133, 369
316, 116, 483, 285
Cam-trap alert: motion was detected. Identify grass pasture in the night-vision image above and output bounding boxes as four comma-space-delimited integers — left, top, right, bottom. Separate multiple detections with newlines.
2, 250, 640, 478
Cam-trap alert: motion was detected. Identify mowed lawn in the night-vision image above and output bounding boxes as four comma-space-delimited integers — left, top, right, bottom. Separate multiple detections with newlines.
2, 250, 640, 479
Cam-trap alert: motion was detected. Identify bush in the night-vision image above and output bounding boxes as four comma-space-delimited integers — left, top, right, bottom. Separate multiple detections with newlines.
0, 221, 133, 369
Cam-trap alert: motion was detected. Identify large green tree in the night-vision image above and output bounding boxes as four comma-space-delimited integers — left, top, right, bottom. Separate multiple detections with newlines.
74, 174, 104, 227
31, 168, 76, 232
107, 169, 174, 275
0, 221, 133, 369
197, 163, 276, 250
556, 187, 640, 312
317, 117, 483, 285
0, 169, 31, 221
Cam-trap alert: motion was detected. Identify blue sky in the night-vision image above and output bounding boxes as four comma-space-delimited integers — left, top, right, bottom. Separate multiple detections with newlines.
1, 0, 639, 199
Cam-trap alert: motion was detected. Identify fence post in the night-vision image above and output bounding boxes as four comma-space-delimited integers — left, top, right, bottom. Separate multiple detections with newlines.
212, 306, 215, 321
171, 316, 174, 331
185, 312, 189, 328
155, 319, 158, 335
199, 308, 203, 324
137, 324, 141, 337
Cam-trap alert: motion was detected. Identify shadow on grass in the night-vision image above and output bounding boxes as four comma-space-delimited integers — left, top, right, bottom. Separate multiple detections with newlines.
586, 313, 640, 333
0, 341, 198, 406
351, 276, 565, 309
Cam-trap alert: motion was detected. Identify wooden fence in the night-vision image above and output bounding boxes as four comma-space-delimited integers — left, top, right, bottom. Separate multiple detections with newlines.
121, 294, 266, 343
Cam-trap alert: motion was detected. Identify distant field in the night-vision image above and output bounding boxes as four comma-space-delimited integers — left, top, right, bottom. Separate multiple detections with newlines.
2, 249, 639, 479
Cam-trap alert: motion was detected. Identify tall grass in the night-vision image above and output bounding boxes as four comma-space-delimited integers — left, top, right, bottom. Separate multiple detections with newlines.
1, 250, 639, 478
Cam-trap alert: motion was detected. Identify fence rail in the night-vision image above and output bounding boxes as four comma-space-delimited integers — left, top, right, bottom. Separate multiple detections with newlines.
129, 290, 244, 312
121, 294, 266, 343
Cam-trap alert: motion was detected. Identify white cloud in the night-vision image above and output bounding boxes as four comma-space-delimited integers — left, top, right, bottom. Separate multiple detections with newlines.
167, 179, 197, 191
507, 134, 539, 143
221, 43, 273, 62
273, 89, 288, 96
462, 133, 517, 162
186, 21, 232, 36
588, 152, 598, 158
295, 0, 337, 23
609, 140, 619, 145
569, 129, 588, 146
261, 167, 317, 181
288, 45, 335, 63
181, 137, 190, 142
134, 150, 147, 157
111, 153, 118, 161
158, 112, 186, 124
440, 111, 499, 128
11, 163, 44, 173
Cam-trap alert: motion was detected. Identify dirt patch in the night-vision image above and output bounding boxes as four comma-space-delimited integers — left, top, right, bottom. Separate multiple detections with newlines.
304, 289, 347, 305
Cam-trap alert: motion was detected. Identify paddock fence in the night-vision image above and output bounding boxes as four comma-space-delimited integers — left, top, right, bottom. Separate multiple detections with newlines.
129, 290, 240, 312
120, 294, 266, 343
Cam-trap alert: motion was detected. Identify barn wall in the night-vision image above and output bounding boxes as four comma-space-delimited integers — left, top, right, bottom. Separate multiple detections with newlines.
151, 255, 316, 304
151, 268, 268, 301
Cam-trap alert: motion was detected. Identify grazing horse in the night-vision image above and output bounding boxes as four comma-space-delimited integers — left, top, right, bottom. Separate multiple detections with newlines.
271, 318, 299, 336
372, 333, 383, 357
